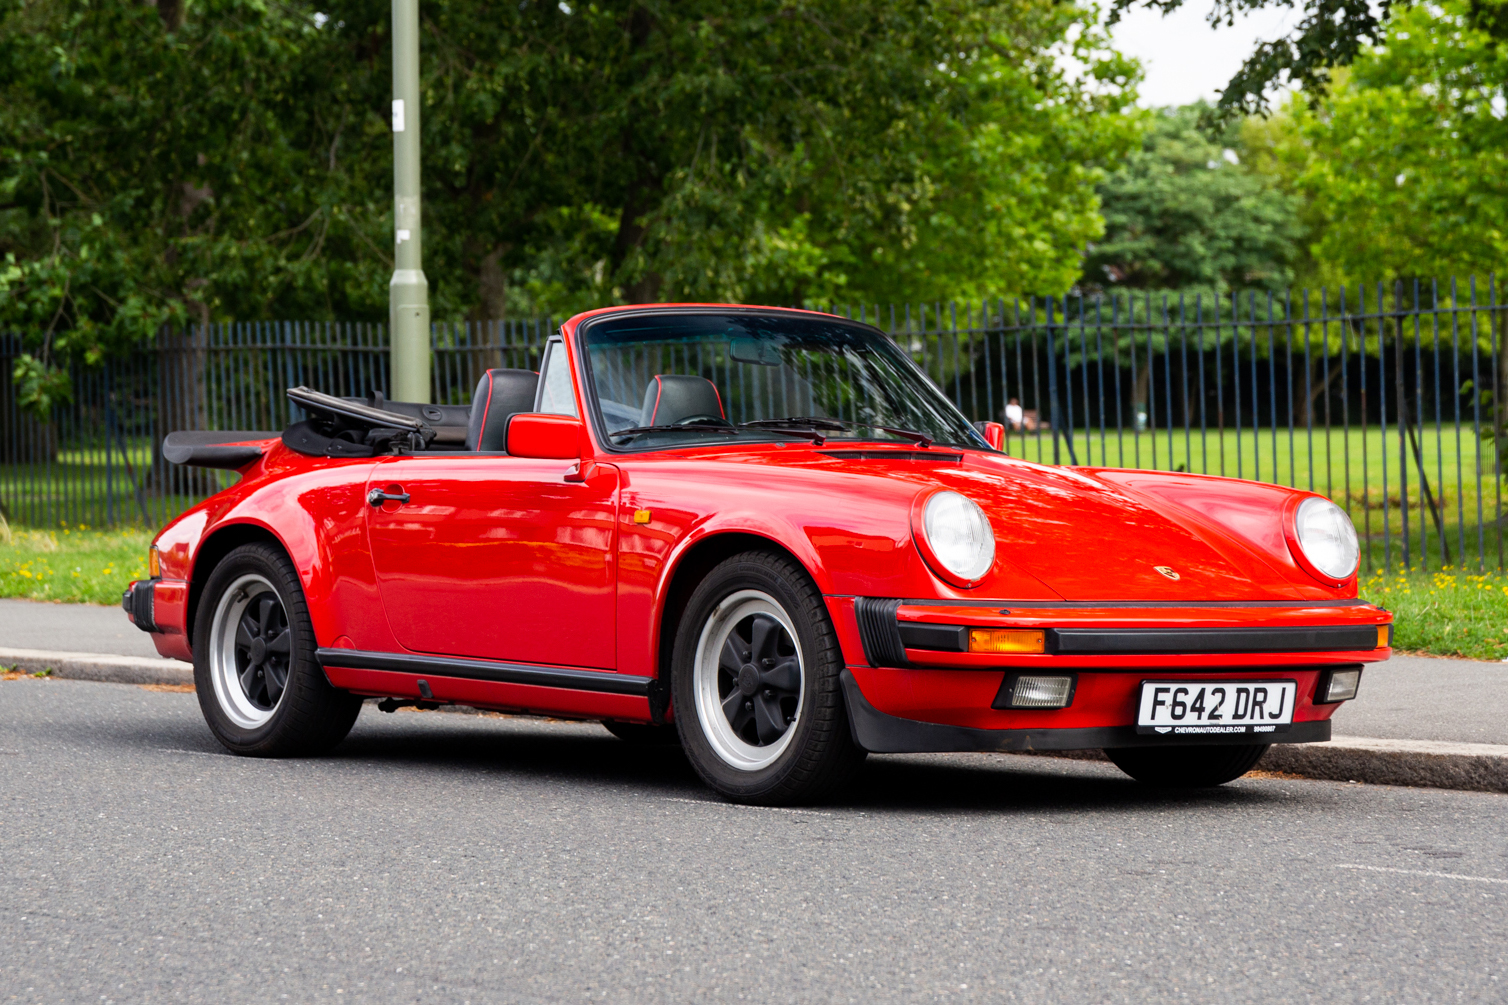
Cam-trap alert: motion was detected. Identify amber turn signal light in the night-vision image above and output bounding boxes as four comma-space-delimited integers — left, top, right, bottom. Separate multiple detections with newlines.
968, 629, 1045, 654
1376, 625, 1390, 648
148, 545, 161, 579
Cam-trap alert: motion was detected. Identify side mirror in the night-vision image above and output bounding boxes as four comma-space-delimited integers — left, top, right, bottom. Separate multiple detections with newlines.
976, 421, 1006, 451
506, 413, 583, 459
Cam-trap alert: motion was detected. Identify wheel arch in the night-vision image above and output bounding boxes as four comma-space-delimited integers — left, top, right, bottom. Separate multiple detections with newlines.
187, 522, 293, 644
652, 531, 820, 718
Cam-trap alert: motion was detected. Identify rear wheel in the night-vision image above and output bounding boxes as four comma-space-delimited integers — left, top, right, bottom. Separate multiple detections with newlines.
193, 543, 361, 756
671, 550, 865, 805
1105, 744, 1269, 787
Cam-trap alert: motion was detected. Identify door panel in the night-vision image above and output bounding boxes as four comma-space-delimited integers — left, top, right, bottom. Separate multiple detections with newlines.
365, 456, 619, 668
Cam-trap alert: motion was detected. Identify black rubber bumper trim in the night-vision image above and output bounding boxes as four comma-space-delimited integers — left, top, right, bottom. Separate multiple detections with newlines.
122, 579, 159, 633
854, 598, 907, 668
1048, 625, 1379, 655
897, 598, 1372, 609
839, 669, 1332, 753
316, 648, 652, 696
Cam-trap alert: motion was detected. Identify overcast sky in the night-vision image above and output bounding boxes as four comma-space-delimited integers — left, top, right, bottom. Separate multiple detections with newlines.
1107, 1, 1301, 107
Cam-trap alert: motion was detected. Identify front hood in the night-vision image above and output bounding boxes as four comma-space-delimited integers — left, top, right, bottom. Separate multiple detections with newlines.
897, 456, 1311, 601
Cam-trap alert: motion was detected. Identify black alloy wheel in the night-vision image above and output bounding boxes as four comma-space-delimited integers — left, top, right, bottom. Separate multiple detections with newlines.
671, 549, 866, 805
194, 542, 361, 756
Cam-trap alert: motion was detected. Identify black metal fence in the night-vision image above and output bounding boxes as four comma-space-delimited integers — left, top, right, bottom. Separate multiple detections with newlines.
3, 279, 1504, 573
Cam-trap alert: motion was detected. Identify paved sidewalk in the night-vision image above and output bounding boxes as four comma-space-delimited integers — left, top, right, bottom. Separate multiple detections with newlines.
0, 597, 164, 660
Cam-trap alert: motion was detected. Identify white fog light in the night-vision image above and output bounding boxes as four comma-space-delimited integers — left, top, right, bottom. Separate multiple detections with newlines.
1319, 668, 1362, 704
996, 674, 1076, 709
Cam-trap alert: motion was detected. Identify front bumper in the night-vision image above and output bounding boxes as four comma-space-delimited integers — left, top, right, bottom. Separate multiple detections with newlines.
840, 669, 1333, 753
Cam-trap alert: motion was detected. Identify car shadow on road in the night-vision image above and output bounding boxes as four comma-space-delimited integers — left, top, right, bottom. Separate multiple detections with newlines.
315, 709, 1302, 815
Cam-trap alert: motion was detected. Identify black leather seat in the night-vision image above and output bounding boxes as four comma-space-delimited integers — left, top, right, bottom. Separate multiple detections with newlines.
640, 375, 725, 426
466, 369, 539, 450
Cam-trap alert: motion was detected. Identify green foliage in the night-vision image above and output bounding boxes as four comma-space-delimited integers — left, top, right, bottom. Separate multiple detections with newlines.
1282, 2, 1508, 284
1082, 104, 1302, 294
0, 0, 1139, 368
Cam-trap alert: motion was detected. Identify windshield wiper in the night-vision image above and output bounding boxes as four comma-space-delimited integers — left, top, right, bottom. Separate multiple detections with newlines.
742, 416, 934, 448
608, 422, 737, 440
741, 416, 848, 432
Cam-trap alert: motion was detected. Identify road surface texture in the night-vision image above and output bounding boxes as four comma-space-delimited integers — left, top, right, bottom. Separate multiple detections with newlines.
2, 678, 1504, 1003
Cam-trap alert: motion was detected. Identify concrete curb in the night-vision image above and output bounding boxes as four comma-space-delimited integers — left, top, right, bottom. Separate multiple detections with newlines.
1009, 736, 1508, 794
1261, 735, 1508, 794
4, 648, 1505, 795
0, 646, 193, 686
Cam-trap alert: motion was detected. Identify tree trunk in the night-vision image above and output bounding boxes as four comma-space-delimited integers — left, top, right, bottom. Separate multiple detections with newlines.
1295, 354, 1344, 428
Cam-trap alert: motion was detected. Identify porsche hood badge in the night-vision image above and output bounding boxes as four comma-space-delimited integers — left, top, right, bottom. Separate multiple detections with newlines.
1153, 566, 1181, 581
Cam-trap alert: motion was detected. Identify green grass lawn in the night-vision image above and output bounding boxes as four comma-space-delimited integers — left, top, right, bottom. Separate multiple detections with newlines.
1360, 566, 1508, 662
0, 523, 153, 605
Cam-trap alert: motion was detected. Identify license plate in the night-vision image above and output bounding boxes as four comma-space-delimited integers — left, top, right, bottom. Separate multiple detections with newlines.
1136, 680, 1297, 736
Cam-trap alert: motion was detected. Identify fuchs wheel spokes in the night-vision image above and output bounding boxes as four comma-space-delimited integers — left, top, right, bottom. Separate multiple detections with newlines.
231, 591, 291, 712
715, 612, 801, 748
208, 573, 294, 729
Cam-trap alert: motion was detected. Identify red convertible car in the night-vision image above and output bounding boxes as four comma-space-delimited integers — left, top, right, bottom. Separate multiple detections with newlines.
125, 305, 1389, 804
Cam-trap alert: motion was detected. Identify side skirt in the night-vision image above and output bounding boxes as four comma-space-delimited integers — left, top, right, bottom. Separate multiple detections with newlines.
317, 648, 652, 695
317, 648, 656, 722
839, 669, 1332, 754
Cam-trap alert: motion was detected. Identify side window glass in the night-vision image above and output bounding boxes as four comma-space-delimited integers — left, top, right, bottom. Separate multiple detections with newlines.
536, 341, 579, 417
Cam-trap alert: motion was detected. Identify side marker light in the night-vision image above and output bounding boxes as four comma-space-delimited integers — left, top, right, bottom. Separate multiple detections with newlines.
969, 629, 1045, 654
1376, 625, 1390, 649
633, 510, 652, 524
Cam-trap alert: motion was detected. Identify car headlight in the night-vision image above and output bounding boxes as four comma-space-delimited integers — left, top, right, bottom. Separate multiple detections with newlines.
1293, 497, 1359, 580
917, 490, 996, 584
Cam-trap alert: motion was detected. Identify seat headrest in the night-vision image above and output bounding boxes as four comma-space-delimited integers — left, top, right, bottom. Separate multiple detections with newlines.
467, 369, 539, 450
639, 375, 725, 427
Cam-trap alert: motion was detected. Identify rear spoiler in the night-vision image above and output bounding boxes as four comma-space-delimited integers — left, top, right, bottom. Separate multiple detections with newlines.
162, 431, 278, 470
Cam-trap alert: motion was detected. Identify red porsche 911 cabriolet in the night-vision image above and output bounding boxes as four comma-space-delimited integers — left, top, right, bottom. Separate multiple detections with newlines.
125, 304, 1389, 804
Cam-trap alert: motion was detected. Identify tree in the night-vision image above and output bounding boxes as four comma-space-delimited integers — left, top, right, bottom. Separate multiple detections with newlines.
1282, 2, 1508, 283
1081, 104, 1301, 293
0, 0, 1139, 409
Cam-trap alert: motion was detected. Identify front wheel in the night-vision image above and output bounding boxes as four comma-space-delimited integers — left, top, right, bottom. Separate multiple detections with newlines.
193, 543, 361, 756
1104, 744, 1269, 787
671, 550, 865, 805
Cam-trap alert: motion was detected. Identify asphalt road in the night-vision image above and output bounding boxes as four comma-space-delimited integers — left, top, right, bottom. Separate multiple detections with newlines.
3, 679, 1505, 1003
4, 597, 1505, 744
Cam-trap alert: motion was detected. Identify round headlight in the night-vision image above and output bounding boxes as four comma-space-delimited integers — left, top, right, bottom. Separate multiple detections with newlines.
1294, 497, 1359, 580
921, 491, 996, 583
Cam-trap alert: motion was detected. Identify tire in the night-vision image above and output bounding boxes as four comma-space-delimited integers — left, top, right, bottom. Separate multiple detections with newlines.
1104, 743, 1270, 787
670, 550, 866, 805
193, 542, 362, 756
602, 721, 681, 746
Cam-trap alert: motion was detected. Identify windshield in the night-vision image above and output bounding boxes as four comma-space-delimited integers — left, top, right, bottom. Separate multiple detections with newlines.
579, 312, 986, 451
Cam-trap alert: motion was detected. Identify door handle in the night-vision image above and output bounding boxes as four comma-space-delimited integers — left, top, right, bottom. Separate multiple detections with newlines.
367, 487, 410, 508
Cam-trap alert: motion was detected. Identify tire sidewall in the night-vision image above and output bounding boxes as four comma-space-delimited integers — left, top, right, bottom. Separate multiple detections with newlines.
671, 553, 838, 799
193, 544, 317, 753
